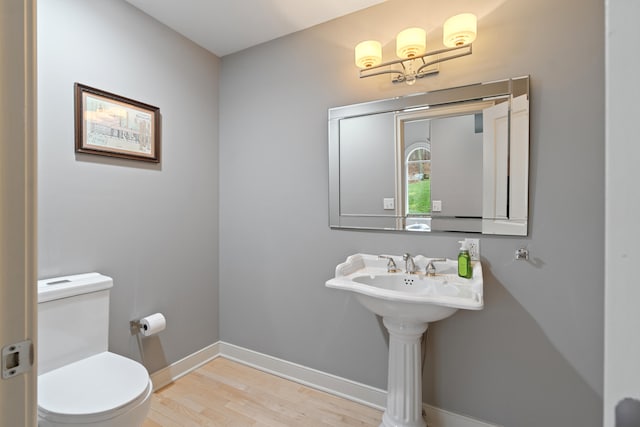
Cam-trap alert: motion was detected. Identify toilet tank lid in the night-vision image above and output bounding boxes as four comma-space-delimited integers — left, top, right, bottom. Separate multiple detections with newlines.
38, 272, 113, 303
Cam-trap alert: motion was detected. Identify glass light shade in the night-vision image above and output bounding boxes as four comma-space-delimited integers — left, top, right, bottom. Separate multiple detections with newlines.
355, 40, 382, 69
443, 13, 477, 47
396, 28, 426, 59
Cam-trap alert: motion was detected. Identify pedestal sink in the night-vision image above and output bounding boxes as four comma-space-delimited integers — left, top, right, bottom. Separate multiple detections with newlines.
326, 253, 483, 427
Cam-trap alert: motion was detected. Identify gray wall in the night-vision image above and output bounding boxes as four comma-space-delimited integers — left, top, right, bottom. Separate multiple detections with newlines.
37, 0, 220, 373
219, 0, 603, 426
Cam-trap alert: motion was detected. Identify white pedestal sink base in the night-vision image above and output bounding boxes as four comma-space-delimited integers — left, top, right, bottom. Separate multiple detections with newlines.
326, 254, 484, 427
381, 317, 429, 427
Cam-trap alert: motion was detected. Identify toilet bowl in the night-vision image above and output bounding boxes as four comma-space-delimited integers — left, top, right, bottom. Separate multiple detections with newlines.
37, 273, 152, 427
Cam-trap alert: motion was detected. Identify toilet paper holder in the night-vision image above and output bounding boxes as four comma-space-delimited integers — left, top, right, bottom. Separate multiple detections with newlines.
129, 319, 144, 335
129, 313, 166, 337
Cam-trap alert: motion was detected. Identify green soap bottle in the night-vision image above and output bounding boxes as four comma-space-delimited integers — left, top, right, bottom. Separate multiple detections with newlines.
457, 240, 472, 279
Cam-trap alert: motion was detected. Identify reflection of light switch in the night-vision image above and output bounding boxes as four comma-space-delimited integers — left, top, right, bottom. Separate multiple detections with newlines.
432, 200, 442, 212
383, 198, 395, 210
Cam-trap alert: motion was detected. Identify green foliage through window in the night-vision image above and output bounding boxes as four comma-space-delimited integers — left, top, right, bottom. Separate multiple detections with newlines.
408, 179, 430, 214
407, 146, 431, 215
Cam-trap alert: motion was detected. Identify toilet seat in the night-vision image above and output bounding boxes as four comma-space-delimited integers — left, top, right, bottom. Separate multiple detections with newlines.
38, 352, 151, 424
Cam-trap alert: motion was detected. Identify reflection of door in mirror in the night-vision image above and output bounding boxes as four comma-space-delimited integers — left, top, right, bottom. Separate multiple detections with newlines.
482, 94, 529, 235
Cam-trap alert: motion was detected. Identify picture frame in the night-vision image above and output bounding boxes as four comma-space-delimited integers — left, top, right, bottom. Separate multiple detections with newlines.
74, 83, 160, 163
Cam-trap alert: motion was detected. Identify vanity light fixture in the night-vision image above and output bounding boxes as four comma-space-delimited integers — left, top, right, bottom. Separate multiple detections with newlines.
354, 40, 383, 69
355, 13, 477, 85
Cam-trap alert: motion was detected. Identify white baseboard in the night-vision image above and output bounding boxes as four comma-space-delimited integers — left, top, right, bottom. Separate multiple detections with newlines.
150, 341, 500, 427
150, 342, 219, 390
218, 341, 387, 410
424, 403, 502, 427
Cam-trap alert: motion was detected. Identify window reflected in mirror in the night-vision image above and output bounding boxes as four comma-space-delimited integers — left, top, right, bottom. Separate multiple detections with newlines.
405, 134, 431, 216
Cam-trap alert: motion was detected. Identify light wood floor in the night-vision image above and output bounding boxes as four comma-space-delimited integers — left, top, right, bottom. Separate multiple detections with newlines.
142, 357, 383, 426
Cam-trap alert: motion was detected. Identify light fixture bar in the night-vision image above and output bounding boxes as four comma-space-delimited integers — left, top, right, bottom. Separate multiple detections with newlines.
359, 43, 473, 83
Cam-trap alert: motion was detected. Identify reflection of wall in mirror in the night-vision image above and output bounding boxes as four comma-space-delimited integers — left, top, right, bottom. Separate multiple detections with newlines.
430, 114, 483, 218
338, 112, 396, 217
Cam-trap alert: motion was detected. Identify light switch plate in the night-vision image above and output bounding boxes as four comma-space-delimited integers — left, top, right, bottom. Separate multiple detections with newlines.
432, 200, 442, 212
383, 198, 395, 210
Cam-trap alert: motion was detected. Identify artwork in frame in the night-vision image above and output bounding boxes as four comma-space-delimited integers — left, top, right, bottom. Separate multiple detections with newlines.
74, 83, 160, 163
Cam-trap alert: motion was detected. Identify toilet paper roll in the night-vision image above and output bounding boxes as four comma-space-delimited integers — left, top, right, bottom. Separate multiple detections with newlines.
140, 313, 166, 337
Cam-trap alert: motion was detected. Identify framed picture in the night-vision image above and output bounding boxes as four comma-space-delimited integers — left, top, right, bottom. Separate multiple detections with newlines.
74, 83, 160, 163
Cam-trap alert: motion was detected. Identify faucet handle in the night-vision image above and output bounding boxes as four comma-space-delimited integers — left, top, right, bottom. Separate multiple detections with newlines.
425, 258, 447, 276
378, 255, 399, 273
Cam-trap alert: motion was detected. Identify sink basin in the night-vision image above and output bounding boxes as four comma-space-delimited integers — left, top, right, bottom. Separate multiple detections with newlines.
326, 253, 484, 427
326, 253, 483, 323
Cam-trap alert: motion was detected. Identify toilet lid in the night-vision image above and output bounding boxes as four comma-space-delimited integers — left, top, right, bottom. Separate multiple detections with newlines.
38, 352, 150, 419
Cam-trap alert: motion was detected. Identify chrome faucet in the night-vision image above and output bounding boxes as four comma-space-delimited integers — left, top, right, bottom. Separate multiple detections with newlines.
378, 255, 399, 273
403, 253, 417, 274
425, 258, 447, 276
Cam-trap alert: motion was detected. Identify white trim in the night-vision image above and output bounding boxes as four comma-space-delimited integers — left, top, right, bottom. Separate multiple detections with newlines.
0, 0, 38, 425
605, 3, 640, 427
150, 341, 500, 427
149, 342, 220, 390
424, 404, 503, 427
218, 341, 387, 410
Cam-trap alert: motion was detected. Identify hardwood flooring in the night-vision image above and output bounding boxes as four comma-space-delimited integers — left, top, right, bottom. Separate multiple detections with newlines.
142, 357, 383, 426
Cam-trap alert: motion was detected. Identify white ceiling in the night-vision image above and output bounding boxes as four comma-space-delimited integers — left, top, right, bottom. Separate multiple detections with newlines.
124, 0, 387, 57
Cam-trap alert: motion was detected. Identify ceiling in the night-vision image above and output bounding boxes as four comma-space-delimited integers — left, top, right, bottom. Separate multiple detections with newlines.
124, 0, 387, 57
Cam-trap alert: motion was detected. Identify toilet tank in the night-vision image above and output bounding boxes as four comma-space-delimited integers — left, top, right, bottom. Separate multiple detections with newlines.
37, 273, 113, 375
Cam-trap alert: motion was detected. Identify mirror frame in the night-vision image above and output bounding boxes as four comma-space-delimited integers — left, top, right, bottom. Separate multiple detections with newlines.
328, 76, 530, 236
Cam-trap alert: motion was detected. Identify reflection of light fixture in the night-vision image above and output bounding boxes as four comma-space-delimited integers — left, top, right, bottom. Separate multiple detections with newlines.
355, 13, 477, 85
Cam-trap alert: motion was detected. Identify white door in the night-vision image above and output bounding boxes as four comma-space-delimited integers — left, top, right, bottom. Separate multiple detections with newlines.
481, 101, 509, 221
605, 1, 640, 426
0, 0, 38, 426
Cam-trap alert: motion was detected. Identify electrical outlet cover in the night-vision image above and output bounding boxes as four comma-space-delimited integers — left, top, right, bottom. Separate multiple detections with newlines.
465, 238, 480, 261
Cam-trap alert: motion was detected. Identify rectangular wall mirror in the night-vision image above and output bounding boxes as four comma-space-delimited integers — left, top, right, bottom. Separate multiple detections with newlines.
328, 76, 530, 236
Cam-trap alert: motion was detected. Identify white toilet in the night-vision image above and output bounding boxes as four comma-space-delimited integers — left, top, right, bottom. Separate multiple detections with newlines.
37, 273, 153, 427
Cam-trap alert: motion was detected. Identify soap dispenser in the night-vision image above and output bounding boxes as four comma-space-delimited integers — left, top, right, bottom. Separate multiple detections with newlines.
458, 240, 472, 279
